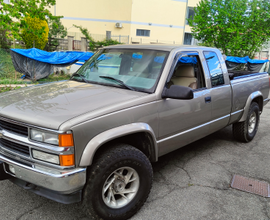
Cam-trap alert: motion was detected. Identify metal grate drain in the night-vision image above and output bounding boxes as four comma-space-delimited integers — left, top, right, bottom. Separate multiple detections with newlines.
231, 175, 270, 197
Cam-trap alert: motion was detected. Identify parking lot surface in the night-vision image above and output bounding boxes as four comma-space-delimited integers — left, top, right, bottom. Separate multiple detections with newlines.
0, 105, 270, 220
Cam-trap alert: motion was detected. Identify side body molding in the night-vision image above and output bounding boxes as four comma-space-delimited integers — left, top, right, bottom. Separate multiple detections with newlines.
239, 91, 263, 122
79, 123, 158, 166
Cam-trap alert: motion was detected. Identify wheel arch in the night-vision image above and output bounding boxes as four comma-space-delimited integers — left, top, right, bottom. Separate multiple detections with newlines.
239, 91, 263, 122
79, 123, 158, 166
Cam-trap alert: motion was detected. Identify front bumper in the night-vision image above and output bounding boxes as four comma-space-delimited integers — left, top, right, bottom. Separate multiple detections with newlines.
0, 154, 86, 194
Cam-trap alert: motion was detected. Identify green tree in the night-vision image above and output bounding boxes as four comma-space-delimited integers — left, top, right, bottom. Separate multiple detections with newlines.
73, 25, 95, 50
189, 0, 270, 57
45, 17, 67, 51
0, 27, 10, 49
0, 0, 65, 49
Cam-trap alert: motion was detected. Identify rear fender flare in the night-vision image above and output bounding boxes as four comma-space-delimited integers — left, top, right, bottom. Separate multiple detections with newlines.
239, 91, 263, 122
79, 123, 158, 166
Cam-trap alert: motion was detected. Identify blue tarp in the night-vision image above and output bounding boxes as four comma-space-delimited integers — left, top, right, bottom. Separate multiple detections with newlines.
11, 48, 94, 65
247, 58, 269, 64
133, 54, 143, 59
226, 56, 249, 64
153, 56, 197, 64
226, 56, 269, 64
75, 53, 197, 66
179, 57, 197, 64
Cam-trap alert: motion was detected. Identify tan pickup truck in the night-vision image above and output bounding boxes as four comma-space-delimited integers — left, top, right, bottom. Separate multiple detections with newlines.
0, 45, 269, 219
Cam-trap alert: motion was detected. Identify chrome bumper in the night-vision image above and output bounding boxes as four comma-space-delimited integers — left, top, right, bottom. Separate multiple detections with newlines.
0, 154, 86, 194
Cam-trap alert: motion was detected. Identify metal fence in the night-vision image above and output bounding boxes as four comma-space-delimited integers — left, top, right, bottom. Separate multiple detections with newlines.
90, 34, 129, 44
130, 37, 182, 45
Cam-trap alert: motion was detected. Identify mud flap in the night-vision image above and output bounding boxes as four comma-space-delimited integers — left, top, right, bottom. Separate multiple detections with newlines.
0, 161, 11, 180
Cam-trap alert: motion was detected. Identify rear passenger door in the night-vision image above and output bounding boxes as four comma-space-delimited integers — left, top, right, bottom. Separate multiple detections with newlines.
157, 52, 212, 156
203, 51, 232, 132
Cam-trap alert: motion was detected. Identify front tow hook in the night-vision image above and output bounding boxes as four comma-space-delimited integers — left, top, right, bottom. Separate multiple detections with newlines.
0, 161, 12, 180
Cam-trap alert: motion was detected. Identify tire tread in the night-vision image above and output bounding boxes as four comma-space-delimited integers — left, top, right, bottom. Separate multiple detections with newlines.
82, 144, 153, 220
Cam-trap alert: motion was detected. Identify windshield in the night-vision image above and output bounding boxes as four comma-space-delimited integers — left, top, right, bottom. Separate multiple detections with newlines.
74, 49, 169, 93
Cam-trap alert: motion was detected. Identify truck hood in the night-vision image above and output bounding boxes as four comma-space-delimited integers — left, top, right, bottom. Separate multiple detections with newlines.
0, 81, 149, 130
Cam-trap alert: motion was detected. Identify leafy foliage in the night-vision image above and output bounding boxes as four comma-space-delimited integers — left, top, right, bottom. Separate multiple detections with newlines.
21, 16, 49, 49
189, 0, 270, 57
95, 39, 120, 49
73, 25, 121, 51
45, 17, 67, 51
0, 0, 66, 50
0, 28, 10, 49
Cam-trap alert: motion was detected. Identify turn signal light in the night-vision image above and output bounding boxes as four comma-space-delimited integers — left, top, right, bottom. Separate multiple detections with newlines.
60, 154, 75, 166
59, 134, 74, 147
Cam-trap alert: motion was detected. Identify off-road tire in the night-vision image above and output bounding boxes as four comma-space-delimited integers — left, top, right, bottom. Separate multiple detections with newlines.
82, 144, 153, 220
233, 102, 260, 142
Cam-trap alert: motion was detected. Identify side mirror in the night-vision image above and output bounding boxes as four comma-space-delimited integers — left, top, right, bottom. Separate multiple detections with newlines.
162, 85, 194, 100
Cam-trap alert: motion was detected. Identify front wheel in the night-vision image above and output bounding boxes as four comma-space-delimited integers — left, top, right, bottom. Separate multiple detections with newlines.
233, 102, 260, 142
82, 144, 153, 220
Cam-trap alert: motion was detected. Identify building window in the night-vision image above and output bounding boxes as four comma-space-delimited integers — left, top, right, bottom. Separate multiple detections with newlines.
106, 31, 111, 40
203, 51, 224, 87
136, 29, 150, 37
184, 33, 193, 45
186, 7, 195, 25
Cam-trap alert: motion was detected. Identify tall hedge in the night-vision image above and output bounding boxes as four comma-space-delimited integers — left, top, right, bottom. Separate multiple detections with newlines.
21, 16, 49, 50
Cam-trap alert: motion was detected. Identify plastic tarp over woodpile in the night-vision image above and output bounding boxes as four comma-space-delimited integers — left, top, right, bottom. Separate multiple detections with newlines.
225, 56, 269, 72
10, 48, 94, 80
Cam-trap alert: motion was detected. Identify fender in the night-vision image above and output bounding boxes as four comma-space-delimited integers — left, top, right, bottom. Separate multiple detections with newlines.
79, 123, 158, 166
239, 91, 263, 122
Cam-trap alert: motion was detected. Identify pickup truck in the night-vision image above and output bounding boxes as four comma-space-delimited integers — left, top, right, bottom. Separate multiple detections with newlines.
0, 45, 269, 220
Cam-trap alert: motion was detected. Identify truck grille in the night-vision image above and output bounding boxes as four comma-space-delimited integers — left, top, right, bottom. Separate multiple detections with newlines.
0, 138, 30, 156
0, 119, 28, 137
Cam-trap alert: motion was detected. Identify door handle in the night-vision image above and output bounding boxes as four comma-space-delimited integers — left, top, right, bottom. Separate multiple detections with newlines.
205, 96, 211, 103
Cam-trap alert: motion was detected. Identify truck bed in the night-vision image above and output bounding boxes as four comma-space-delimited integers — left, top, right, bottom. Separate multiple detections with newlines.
228, 70, 262, 80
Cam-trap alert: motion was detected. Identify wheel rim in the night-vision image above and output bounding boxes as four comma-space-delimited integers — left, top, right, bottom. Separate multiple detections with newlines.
248, 112, 257, 134
102, 166, 140, 209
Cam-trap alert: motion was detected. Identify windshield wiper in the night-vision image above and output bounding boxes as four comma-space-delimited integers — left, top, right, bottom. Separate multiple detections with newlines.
70, 73, 89, 83
99, 76, 135, 91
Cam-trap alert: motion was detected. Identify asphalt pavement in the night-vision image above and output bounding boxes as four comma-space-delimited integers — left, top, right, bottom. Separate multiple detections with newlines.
0, 104, 270, 220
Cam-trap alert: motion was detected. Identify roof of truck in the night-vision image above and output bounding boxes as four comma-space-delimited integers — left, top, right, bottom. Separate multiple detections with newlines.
104, 44, 217, 52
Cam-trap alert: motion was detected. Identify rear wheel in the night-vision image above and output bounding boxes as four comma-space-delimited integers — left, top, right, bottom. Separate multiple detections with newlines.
82, 144, 153, 220
233, 102, 260, 142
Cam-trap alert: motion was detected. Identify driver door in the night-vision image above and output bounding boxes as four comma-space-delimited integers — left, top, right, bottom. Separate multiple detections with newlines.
157, 52, 212, 156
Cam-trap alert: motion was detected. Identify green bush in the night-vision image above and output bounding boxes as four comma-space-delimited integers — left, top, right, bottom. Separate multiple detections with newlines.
21, 16, 49, 50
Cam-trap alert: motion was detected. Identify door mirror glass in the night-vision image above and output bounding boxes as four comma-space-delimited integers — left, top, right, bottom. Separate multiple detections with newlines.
162, 85, 194, 100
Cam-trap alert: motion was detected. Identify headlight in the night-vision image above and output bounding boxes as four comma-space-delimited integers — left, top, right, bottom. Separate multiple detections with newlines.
30, 129, 75, 166
30, 129, 74, 147
30, 129, 59, 145
32, 149, 60, 164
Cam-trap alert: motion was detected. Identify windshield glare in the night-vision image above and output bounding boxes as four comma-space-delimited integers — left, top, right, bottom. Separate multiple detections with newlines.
75, 49, 168, 93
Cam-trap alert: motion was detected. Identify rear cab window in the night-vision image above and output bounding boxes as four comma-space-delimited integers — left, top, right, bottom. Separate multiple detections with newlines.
203, 51, 224, 87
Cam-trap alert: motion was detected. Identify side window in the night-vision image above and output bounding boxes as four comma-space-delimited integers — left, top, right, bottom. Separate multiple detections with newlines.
204, 51, 224, 87
186, 7, 195, 25
169, 53, 205, 90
